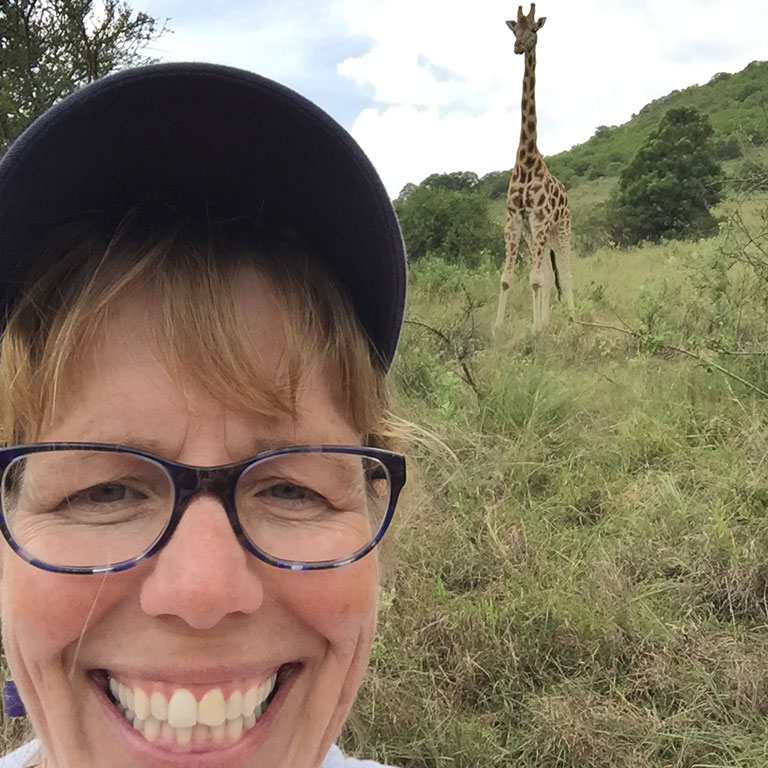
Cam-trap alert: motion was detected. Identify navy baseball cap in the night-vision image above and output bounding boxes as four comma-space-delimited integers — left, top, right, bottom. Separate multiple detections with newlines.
0, 62, 406, 368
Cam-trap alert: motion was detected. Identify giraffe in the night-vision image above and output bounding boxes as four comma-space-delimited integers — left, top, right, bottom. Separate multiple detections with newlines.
494, 3, 575, 333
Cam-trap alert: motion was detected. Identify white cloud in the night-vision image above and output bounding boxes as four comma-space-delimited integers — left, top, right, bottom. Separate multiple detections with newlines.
352, 104, 517, 196
333, 0, 768, 196
141, 0, 768, 198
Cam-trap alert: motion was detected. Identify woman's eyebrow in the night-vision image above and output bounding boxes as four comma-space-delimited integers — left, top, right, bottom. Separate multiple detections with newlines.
71, 435, 171, 455
71, 436, 355, 460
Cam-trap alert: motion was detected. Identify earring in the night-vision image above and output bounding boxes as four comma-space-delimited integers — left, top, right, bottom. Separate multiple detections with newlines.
3, 680, 26, 717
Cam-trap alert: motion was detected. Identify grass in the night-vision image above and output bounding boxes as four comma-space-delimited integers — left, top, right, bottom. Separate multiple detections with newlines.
340, 203, 768, 767
3, 208, 768, 768
2, 196, 768, 766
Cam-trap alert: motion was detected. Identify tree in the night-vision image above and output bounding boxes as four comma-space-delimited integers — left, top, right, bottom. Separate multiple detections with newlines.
608, 107, 724, 245
420, 170, 479, 193
394, 184, 503, 267
477, 170, 509, 200
0, 0, 167, 153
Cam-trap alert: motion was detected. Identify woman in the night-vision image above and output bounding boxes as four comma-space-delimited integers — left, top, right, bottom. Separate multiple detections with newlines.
0, 63, 406, 767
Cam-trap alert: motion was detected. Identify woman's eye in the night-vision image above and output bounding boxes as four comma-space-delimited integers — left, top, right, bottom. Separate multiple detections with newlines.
85, 484, 129, 503
267, 483, 312, 501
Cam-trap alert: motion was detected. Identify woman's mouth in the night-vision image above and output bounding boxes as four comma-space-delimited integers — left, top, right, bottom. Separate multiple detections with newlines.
98, 669, 283, 750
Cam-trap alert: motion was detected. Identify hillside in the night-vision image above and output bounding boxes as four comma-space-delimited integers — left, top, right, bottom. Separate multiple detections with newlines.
546, 59, 768, 190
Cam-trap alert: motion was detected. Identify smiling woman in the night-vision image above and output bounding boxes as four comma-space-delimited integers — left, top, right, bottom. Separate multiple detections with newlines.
0, 63, 406, 768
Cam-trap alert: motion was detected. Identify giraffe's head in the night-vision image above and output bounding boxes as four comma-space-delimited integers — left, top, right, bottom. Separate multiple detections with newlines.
506, 4, 547, 55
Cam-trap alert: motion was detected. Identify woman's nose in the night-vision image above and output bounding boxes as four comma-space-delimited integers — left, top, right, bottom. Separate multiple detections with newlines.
139, 495, 264, 629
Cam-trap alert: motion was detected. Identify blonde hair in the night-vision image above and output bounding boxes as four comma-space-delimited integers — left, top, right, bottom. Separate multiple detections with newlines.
0, 211, 395, 447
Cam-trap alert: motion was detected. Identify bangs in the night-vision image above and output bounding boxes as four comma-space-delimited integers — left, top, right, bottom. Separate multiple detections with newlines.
0, 214, 389, 446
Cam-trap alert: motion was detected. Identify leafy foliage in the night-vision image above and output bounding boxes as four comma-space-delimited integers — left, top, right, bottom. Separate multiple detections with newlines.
608, 107, 724, 245
0, 0, 166, 153
476, 170, 509, 200
735, 158, 768, 192
419, 171, 479, 193
395, 181, 504, 267
545, 60, 768, 189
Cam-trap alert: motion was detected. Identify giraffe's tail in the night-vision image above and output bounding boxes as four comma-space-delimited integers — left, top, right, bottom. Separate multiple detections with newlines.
550, 249, 562, 301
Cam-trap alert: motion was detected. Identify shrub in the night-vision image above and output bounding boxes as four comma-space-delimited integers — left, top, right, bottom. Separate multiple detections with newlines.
734, 159, 768, 192
715, 136, 742, 160
572, 203, 613, 255
476, 171, 509, 200
395, 185, 504, 267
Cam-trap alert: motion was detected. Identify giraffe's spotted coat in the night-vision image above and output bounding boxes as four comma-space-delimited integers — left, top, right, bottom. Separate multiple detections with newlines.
496, 3, 575, 333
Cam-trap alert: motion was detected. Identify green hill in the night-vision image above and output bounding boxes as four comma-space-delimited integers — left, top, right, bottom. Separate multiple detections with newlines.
545, 60, 768, 190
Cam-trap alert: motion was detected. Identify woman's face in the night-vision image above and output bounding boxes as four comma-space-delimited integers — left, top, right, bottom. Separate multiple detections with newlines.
0, 273, 380, 768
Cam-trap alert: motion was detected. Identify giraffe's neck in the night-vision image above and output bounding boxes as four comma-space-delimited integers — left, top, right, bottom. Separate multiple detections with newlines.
516, 48, 538, 163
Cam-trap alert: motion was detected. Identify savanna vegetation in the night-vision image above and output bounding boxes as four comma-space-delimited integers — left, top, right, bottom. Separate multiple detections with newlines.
1, 8, 768, 764
342, 61, 768, 768
0, 0, 166, 152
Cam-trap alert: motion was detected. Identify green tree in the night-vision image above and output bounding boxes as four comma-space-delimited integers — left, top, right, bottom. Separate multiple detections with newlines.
0, 0, 166, 153
477, 170, 508, 200
420, 170, 479, 193
609, 107, 724, 245
395, 184, 503, 266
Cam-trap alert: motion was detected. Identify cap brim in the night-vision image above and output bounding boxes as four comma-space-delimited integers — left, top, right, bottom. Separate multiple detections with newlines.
0, 63, 406, 368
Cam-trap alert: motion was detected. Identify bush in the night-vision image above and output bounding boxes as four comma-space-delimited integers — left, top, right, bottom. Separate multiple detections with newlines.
572, 203, 613, 255
714, 136, 742, 160
395, 185, 504, 267
476, 171, 509, 200
734, 159, 768, 192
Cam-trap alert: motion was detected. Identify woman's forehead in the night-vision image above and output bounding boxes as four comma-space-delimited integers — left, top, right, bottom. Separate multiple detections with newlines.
42, 271, 346, 438
103, 270, 287, 371
45, 291, 358, 452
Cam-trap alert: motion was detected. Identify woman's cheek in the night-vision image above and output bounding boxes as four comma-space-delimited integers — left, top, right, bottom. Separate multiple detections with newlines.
281, 559, 379, 639
1, 563, 131, 657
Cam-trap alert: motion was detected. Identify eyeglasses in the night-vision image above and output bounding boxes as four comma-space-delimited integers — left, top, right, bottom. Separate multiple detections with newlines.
0, 443, 406, 574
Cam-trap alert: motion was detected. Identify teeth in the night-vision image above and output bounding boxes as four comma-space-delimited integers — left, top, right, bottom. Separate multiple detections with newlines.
226, 715, 244, 743
226, 690, 243, 720
197, 688, 226, 727
150, 690, 168, 721
168, 688, 197, 729
161, 722, 175, 742
107, 673, 278, 748
133, 688, 150, 720
242, 686, 258, 717
144, 717, 161, 743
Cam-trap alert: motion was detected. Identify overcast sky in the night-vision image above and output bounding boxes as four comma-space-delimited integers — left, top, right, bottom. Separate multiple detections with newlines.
141, 0, 768, 198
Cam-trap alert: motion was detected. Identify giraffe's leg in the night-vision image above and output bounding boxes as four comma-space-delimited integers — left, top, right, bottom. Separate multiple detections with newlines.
555, 210, 575, 318
495, 210, 523, 331
529, 226, 555, 333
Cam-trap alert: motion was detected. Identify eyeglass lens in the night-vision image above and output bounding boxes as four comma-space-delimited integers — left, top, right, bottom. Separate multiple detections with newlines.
1, 450, 391, 569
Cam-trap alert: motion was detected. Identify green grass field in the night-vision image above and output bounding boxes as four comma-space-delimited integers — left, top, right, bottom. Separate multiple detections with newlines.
2, 57, 766, 768
2, 201, 767, 767
340, 194, 768, 768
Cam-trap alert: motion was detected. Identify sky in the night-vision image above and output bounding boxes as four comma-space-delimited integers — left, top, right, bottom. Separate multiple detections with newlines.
140, 0, 768, 198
